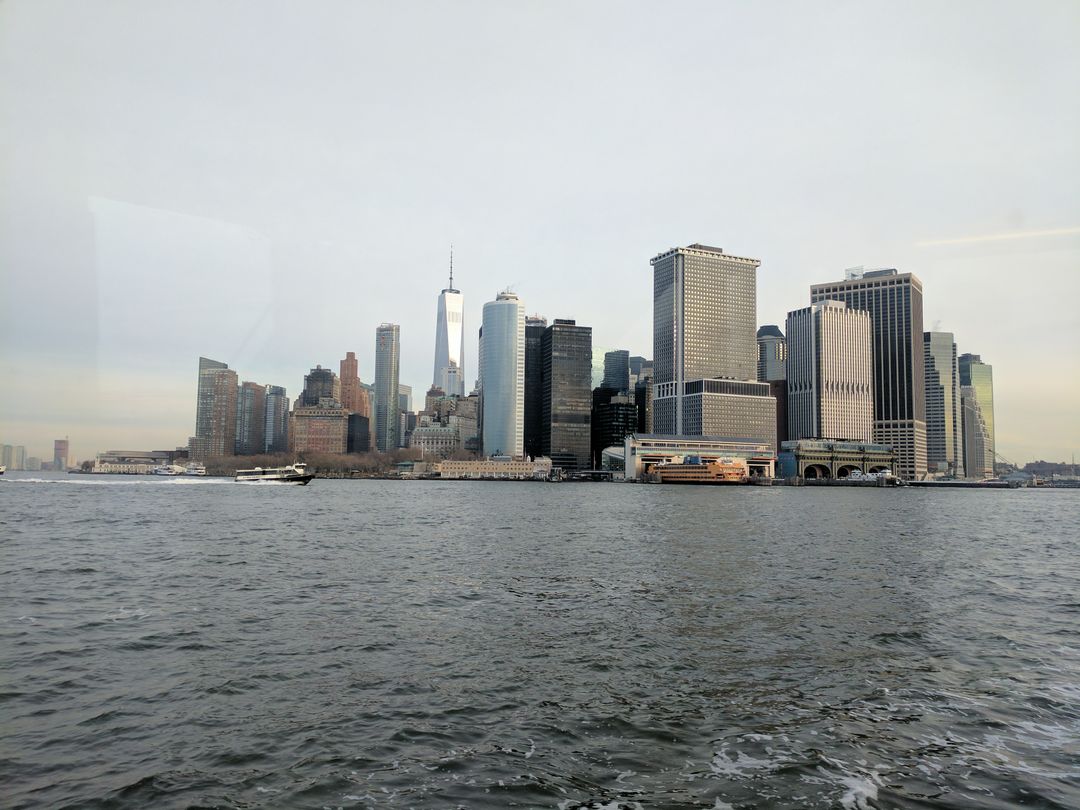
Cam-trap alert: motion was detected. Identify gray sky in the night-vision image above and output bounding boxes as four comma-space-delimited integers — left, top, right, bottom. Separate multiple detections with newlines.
2, 0, 1078, 465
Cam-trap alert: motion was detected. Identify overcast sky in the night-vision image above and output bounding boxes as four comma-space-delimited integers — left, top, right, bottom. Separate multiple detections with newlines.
1, 0, 1078, 464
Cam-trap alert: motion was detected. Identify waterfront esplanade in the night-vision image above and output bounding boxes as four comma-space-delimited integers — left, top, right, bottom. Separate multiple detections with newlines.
623, 433, 775, 480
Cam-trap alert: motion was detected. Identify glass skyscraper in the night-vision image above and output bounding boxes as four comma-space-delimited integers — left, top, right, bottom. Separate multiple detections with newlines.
432, 259, 465, 397
924, 332, 964, 477
541, 319, 593, 470
959, 353, 994, 471
235, 380, 266, 455
264, 385, 289, 453
481, 291, 525, 458
374, 323, 401, 452
601, 349, 630, 392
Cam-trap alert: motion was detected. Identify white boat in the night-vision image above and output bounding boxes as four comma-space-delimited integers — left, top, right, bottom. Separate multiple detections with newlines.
152, 464, 182, 476
183, 463, 207, 476
234, 462, 314, 485
0, 465, 5, 475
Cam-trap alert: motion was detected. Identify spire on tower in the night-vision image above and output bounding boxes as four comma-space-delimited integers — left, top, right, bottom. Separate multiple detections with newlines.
449, 244, 454, 289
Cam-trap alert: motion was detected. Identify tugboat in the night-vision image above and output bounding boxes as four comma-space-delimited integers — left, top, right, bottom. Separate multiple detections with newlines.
234, 462, 314, 485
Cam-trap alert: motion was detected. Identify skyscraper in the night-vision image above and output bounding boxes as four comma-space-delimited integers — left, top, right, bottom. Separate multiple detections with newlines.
591, 388, 637, 469
602, 349, 630, 392
961, 385, 993, 479
924, 332, 964, 477
374, 323, 401, 452
786, 301, 873, 442
235, 381, 266, 455
523, 315, 548, 459
433, 252, 466, 397
810, 268, 927, 480
264, 385, 289, 453
959, 353, 994, 469
756, 325, 787, 382
541, 319, 593, 470
651, 243, 775, 446
192, 357, 238, 460
481, 291, 525, 457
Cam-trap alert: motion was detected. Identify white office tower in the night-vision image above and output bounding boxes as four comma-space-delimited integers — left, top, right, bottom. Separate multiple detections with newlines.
481, 290, 525, 458
432, 252, 466, 397
786, 301, 873, 442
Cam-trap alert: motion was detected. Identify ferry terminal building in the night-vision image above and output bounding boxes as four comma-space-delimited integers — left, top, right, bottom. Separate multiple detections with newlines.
622, 434, 776, 481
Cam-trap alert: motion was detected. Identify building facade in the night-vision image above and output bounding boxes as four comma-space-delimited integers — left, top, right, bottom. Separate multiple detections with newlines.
786, 301, 873, 443
289, 407, 349, 455
651, 244, 773, 444
433, 261, 466, 397
436, 456, 553, 480
374, 323, 401, 452
541, 319, 593, 470
924, 332, 964, 477
777, 440, 896, 480
481, 291, 525, 458
192, 357, 238, 460
810, 268, 927, 480
959, 353, 994, 469
756, 325, 787, 382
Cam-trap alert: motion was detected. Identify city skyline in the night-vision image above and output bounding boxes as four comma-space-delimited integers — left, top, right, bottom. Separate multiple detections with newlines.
1, 2, 1077, 463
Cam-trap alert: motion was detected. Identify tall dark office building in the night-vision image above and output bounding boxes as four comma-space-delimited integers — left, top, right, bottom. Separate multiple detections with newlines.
634, 375, 653, 433
541, 319, 592, 470
235, 381, 266, 455
192, 357, 238, 460
602, 350, 630, 392
264, 385, 289, 453
523, 315, 548, 459
810, 268, 926, 480
347, 413, 370, 453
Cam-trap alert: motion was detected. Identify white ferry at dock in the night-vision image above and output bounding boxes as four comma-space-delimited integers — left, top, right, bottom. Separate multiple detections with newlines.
234, 462, 314, 485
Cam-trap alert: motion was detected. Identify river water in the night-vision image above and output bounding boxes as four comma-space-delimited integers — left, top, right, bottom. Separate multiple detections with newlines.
2, 473, 1078, 809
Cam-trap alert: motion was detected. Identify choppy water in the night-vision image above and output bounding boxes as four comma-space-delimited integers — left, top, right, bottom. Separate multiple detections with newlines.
2, 472, 1078, 809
